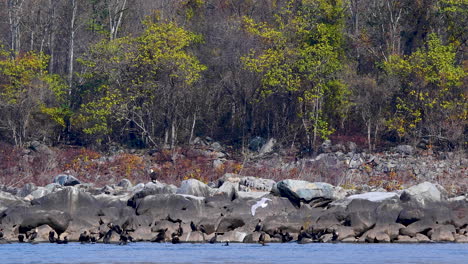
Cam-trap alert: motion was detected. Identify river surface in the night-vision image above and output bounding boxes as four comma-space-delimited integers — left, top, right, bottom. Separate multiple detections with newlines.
1, 242, 467, 264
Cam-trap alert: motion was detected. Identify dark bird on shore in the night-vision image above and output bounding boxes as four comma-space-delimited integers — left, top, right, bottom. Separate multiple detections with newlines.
254, 219, 263, 232
209, 233, 218, 244
79, 231, 90, 243
171, 232, 180, 244
0, 228, 4, 239
90, 235, 97, 243
176, 222, 183, 236
108, 223, 123, 235
48, 231, 56, 243
18, 234, 25, 243
298, 226, 312, 241
151, 228, 167, 243
119, 231, 129, 245
28, 228, 38, 242
223, 241, 229, 246
99, 218, 104, 226
149, 169, 158, 182
281, 231, 293, 243
259, 232, 266, 246
190, 221, 197, 232
103, 230, 113, 244
56, 236, 68, 244
199, 225, 207, 234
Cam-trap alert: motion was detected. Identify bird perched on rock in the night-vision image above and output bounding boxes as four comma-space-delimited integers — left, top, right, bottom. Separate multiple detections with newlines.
149, 169, 158, 182
209, 233, 218, 244
176, 222, 183, 237
251, 198, 272, 216
119, 231, 130, 245
0, 228, 4, 239
27, 228, 38, 242
259, 232, 266, 246
79, 231, 91, 243
190, 221, 198, 232
171, 232, 180, 244
199, 225, 207, 235
151, 228, 167, 243
56, 236, 68, 244
18, 234, 25, 243
48, 231, 56, 243
254, 219, 263, 232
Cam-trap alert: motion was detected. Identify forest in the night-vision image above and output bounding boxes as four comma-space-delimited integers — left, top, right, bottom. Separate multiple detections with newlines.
0, 0, 466, 152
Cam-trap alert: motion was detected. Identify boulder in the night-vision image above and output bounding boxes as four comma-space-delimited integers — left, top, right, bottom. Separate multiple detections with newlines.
239, 176, 276, 192
400, 219, 434, 237
18, 183, 37, 197
400, 182, 445, 207
26, 187, 52, 200
216, 217, 245, 232
394, 145, 414, 155
215, 181, 238, 200
415, 233, 431, 242
217, 231, 247, 242
127, 182, 177, 207
258, 138, 276, 156
275, 180, 335, 206
430, 225, 456, 242
320, 140, 332, 153
117, 179, 133, 189
249, 137, 266, 152
0, 191, 26, 213
53, 174, 81, 186
177, 179, 212, 197
135, 194, 206, 220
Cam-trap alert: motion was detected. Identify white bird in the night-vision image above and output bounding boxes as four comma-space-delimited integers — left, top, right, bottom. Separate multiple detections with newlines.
251, 198, 272, 216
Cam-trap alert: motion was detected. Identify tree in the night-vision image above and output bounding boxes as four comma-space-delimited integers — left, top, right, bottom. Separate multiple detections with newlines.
241, 0, 349, 147
0, 47, 68, 146
384, 33, 466, 144
75, 16, 206, 146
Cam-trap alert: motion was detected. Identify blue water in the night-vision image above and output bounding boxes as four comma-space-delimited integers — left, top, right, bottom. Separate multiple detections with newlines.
1, 242, 467, 264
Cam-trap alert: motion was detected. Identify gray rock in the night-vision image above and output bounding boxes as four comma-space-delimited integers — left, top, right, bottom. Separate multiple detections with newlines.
211, 142, 223, 152
18, 183, 37, 197
117, 179, 133, 189
27, 187, 51, 200
177, 179, 212, 197
53, 174, 81, 186
320, 140, 332, 153
276, 180, 335, 205
249, 137, 266, 152
239, 176, 276, 192
216, 181, 238, 200
29, 141, 54, 156
394, 145, 414, 155
430, 225, 456, 242
259, 138, 276, 156
397, 235, 418, 243
400, 182, 445, 207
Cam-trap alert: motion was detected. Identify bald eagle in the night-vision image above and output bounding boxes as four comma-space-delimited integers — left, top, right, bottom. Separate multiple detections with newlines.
149, 169, 158, 182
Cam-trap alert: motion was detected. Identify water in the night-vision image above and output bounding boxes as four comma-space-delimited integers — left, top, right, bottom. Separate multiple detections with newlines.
1, 242, 468, 264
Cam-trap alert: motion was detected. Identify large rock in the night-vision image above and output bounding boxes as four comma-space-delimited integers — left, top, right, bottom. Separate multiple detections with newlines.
53, 174, 81, 186
18, 183, 37, 197
239, 176, 276, 192
394, 145, 414, 155
258, 138, 276, 156
400, 182, 445, 207
135, 194, 206, 220
400, 219, 434, 237
177, 179, 212, 197
0, 191, 26, 213
430, 225, 456, 242
127, 181, 177, 207
275, 180, 335, 206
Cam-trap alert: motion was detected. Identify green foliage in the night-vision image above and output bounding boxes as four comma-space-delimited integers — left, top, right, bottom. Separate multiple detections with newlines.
384, 33, 467, 138
76, 17, 206, 143
241, 0, 348, 142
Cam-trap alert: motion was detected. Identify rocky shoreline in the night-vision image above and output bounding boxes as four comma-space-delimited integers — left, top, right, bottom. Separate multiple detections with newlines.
1, 173, 467, 244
